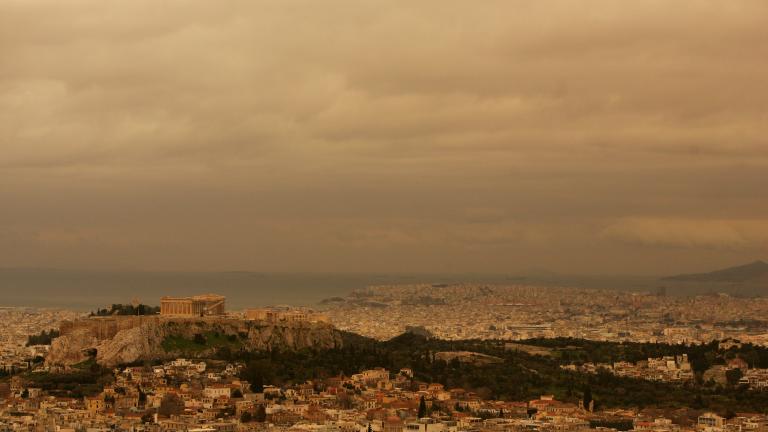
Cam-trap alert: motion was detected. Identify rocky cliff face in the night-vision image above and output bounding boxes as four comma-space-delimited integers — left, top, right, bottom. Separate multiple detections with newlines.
47, 317, 344, 367
48, 328, 99, 366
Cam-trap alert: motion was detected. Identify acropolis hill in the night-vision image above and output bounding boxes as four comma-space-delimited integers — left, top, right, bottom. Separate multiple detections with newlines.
47, 295, 343, 368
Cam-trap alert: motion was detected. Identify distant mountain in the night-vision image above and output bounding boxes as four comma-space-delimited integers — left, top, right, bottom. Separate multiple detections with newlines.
663, 260, 768, 283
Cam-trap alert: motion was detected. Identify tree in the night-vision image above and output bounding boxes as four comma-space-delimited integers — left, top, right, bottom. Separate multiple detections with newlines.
726, 368, 743, 387
582, 386, 592, 411
26, 329, 60, 346
418, 395, 427, 418
158, 393, 184, 417
692, 394, 707, 409
241, 360, 272, 393
240, 412, 252, 423
217, 346, 233, 361
232, 389, 243, 398
338, 393, 353, 409
255, 404, 267, 422
90, 304, 160, 316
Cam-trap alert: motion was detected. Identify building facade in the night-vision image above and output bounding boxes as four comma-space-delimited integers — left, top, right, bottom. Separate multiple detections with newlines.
245, 307, 328, 323
160, 294, 226, 317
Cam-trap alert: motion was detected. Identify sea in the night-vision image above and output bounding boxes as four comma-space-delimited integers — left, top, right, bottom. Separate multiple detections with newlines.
0, 268, 663, 311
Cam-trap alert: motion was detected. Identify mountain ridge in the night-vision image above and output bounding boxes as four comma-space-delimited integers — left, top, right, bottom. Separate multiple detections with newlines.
663, 260, 768, 283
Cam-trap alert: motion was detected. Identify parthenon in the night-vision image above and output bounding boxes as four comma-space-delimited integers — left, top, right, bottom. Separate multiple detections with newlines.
160, 294, 226, 317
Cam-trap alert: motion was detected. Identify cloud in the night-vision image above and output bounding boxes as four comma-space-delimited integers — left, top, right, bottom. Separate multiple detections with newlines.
0, 0, 767, 273
601, 218, 768, 250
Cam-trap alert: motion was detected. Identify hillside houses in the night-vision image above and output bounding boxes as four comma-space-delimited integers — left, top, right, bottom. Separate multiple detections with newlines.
563, 355, 694, 384
4, 359, 768, 432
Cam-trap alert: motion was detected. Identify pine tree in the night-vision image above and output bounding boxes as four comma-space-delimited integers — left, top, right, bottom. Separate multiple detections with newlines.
418, 395, 427, 418
582, 386, 592, 412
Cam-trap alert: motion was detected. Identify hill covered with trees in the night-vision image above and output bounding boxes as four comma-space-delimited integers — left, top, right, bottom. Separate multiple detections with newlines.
13, 329, 768, 414
235, 333, 768, 414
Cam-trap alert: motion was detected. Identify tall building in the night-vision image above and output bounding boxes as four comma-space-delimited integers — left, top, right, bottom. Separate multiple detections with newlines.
160, 294, 226, 316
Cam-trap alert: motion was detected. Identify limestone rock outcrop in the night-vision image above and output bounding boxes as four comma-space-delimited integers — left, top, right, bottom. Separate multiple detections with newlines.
47, 316, 344, 367
47, 328, 99, 366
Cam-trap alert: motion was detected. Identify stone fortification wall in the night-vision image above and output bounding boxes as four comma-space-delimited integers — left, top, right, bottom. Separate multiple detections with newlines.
59, 316, 157, 340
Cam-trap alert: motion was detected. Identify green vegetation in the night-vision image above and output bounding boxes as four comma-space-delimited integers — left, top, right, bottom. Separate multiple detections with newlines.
158, 393, 185, 416
162, 335, 209, 353
231, 333, 768, 415
583, 385, 592, 409
26, 329, 60, 346
90, 304, 160, 316
726, 368, 743, 386
590, 419, 634, 431
71, 358, 98, 371
505, 342, 555, 357
161, 332, 243, 354
255, 405, 267, 422
19, 330, 768, 414
23, 363, 113, 398
418, 395, 427, 418
519, 337, 768, 372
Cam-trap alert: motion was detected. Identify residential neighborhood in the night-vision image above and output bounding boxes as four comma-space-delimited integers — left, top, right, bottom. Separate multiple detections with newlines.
4, 359, 768, 432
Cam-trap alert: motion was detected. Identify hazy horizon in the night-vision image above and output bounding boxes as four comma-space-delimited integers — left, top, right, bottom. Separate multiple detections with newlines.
1, 259, 766, 278
2, 1, 767, 275
0, 267, 663, 311
4, 262, 766, 311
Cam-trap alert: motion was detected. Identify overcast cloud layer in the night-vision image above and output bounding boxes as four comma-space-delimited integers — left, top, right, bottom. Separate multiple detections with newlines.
1, 1, 767, 275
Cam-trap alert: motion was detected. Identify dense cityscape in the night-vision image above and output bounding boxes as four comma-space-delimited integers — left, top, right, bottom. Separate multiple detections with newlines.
325, 284, 768, 344
3, 276, 768, 432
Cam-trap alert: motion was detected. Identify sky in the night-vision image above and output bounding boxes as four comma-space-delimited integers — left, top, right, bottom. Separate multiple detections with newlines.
0, 1, 767, 275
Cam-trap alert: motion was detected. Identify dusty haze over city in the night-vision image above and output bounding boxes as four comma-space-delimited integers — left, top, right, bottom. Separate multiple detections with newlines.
4, 3, 768, 431
1, 1, 767, 276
